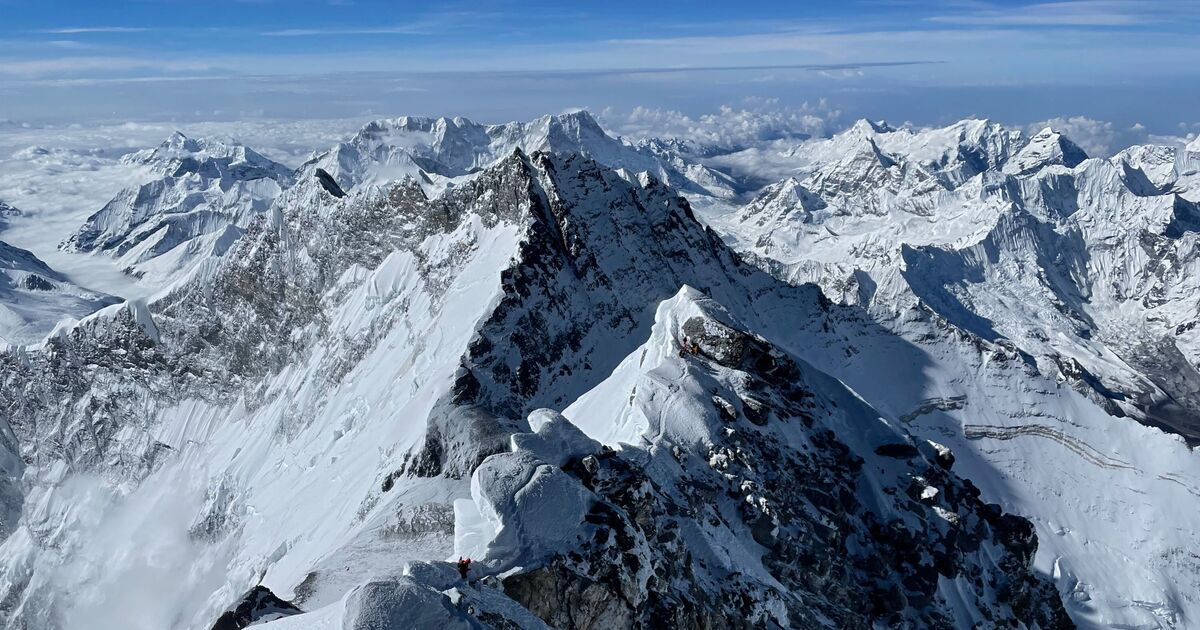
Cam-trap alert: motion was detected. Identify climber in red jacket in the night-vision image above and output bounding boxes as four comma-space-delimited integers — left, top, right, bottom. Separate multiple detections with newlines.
456, 557, 471, 580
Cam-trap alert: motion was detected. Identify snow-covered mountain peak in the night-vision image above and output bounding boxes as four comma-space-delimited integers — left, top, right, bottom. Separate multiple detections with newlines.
734, 177, 827, 228
1111, 142, 1200, 195
847, 118, 894, 136
482, 111, 624, 169
1003, 126, 1088, 176
0, 201, 20, 232
535, 109, 609, 145
122, 131, 288, 177
338, 110, 609, 170
164, 129, 198, 150
707, 112, 1200, 626
305, 110, 737, 200
766, 118, 1021, 198
352, 115, 483, 153
62, 133, 294, 290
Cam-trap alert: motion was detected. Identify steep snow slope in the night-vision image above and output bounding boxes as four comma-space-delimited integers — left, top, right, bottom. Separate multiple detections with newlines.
715, 117, 1200, 627
0, 157, 531, 629
766, 285, 1200, 630
900, 157, 1200, 439
263, 288, 1070, 629
0, 148, 1065, 629
554, 287, 1067, 627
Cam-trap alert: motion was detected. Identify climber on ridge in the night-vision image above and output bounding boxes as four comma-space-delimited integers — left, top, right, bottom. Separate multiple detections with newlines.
456, 557, 472, 580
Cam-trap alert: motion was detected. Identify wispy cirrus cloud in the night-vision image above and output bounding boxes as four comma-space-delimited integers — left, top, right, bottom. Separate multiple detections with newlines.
0, 56, 216, 78
36, 26, 150, 34
927, 0, 1200, 27
261, 10, 491, 37
261, 24, 431, 37
13, 75, 235, 87
44, 40, 92, 50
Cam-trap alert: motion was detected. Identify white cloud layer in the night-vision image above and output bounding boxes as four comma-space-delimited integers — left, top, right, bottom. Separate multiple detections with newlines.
601, 98, 843, 150
1026, 115, 1194, 157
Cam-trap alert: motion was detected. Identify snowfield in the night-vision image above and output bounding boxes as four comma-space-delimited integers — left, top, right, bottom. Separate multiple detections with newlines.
0, 110, 1197, 629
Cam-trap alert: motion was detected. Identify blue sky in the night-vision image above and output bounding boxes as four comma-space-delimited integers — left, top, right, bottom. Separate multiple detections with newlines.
1, 0, 1199, 133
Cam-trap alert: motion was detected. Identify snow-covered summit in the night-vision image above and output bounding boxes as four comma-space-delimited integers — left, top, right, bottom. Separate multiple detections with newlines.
428, 285, 1069, 628
302, 110, 737, 199
0, 201, 19, 233
1111, 141, 1200, 194
122, 131, 293, 181
61, 132, 294, 291
1003, 127, 1088, 176
737, 177, 827, 223
718, 115, 1200, 439
780, 118, 1021, 188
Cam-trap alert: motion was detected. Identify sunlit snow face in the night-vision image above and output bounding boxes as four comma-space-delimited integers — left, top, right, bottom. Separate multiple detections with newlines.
1, 94, 1199, 629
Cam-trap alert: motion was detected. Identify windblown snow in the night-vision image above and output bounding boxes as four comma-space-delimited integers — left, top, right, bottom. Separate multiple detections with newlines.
0, 108, 1197, 629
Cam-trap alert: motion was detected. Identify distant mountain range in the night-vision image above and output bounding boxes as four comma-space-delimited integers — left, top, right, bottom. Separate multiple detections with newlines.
0, 109, 1198, 629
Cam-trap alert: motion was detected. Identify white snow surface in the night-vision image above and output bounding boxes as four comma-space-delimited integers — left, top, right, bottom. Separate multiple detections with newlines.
1, 111, 1200, 629
304, 110, 737, 200
706, 117, 1200, 628
0, 238, 118, 345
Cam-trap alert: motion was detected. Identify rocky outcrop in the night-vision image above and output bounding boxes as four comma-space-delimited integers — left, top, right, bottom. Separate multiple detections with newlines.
209, 586, 301, 629
441, 291, 1073, 629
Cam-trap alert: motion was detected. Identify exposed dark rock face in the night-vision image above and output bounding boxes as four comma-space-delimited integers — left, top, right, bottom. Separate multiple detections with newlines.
315, 168, 346, 198
208, 585, 301, 629
491, 311, 1072, 629
503, 563, 638, 630
875, 443, 921, 458
19, 275, 54, 291
457, 153, 750, 417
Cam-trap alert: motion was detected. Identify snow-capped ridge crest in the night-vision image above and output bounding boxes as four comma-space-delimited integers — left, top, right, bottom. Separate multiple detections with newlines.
122, 131, 292, 182
850, 118, 895, 135
302, 110, 737, 199
61, 131, 295, 292
1004, 126, 1088, 176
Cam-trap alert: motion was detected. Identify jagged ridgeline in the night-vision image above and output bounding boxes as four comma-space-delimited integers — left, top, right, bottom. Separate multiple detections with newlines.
0, 114, 1069, 629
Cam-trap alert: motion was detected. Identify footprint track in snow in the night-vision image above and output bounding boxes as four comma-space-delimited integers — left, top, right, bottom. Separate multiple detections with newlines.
963, 423, 1135, 471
